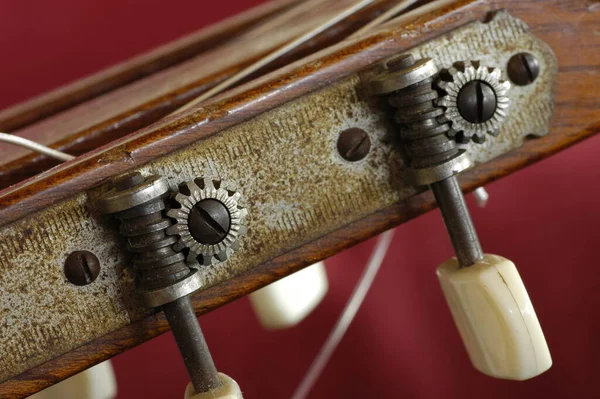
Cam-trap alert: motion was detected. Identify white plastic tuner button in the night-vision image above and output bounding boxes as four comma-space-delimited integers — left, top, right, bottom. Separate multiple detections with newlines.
437, 254, 552, 380
29, 360, 117, 399
184, 373, 243, 399
249, 261, 328, 330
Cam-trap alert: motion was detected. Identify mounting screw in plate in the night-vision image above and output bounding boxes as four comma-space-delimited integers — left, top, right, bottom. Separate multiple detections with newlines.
337, 128, 371, 162
507, 53, 540, 86
64, 250, 101, 286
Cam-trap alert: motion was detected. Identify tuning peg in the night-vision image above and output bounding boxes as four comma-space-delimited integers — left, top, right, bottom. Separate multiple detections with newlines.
28, 361, 116, 399
367, 55, 552, 380
184, 373, 243, 399
437, 254, 552, 380
249, 262, 328, 330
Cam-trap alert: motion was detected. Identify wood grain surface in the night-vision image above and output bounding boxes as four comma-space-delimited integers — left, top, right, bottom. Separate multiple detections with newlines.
0, 0, 299, 133
0, 0, 598, 397
0, 0, 404, 189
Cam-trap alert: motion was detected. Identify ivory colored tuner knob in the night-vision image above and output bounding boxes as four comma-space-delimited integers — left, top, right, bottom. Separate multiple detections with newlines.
185, 373, 243, 399
249, 262, 328, 330
437, 254, 552, 380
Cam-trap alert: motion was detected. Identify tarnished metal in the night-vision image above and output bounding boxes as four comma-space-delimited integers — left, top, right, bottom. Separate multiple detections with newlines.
103, 173, 191, 291
412, 151, 471, 186
142, 270, 203, 308
64, 250, 101, 286
507, 52, 540, 86
456, 81, 497, 124
96, 174, 170, 214
369, 52, 484, 265
167, 178, 247, 266
371, 54, 461, 174
97, 173, 221, 392
337, 128, 371, 162
431, 176, 484, 267
369, 58, 438, 95
163, 297, 220, 393
437, 61, 511, 143
0, 11, 557, 383
189, 200, 231, 245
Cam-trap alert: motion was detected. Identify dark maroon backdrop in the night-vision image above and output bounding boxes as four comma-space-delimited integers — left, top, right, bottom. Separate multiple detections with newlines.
2, 1, 599, 398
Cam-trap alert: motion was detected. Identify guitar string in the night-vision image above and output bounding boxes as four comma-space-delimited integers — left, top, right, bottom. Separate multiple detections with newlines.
0, 132, 74, 162
293, 2, 489, 396
291, 229, 396, 399
171, 0, 376, 114
348, 0, 419, 39
172, 0, 421, 115
0, 1, 490, 394
0, 0, 419, 161
0, 1, 491, 207
0, 0, 377, 159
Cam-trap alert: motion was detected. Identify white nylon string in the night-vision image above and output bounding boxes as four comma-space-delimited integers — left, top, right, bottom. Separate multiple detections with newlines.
174, 0, 419, 114
0, 0, 412, 162
173, 0, 375, 114
0, 132, 74, 162
348, 0, 419, 39
291, 229, 395, 399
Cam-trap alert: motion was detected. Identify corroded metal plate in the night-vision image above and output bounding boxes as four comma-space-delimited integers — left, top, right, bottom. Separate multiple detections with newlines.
0, 11, 556, 382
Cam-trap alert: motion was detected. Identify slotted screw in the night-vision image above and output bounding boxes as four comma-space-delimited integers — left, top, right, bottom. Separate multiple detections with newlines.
457, 80, 497, 124
507, 52, 540, 86
337, 128, 371, 162
64, 250, 101, 286
188, 199, 231, 245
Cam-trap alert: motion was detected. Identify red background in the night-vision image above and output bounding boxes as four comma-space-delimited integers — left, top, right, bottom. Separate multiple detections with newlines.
1, 1, 599, 398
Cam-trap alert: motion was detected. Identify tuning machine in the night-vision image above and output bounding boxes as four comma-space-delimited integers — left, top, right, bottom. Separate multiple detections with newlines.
368, 54, 551, 380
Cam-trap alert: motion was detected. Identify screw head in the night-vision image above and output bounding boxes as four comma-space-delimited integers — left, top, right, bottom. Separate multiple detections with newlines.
188, 199, 231, 245
507, 52, 540, 86
64, 251, 101, 286
457, 81, 497, 124
337, 128, 371, 162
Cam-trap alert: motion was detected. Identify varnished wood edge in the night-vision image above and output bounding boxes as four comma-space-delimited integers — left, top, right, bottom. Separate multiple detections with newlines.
0, 0, 408, 190
2, 118, 598, 398
2, 1, 599, 395
0, 0, 481, 224
0, 0, 300, 132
